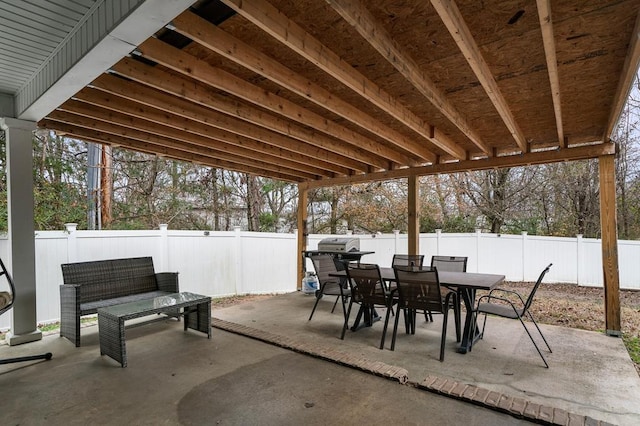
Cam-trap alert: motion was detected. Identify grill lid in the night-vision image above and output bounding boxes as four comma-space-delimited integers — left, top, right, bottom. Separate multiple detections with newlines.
317, 237, 360, 252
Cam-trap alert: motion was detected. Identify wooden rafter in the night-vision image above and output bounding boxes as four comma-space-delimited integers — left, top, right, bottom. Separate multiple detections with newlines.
431, 0, 528, 153
605, 11, 640, 139
301, 144, 616, 189
76, 84, 350, 175
41, 120, 303, 182
536, 0, 564, 146
135, 38, 404, 169
324, 0, 491, 157
172, 10, 437, 164
107, 59, 379, 172
48, 107, 320, 180
220, 0, 467, 160
69, 90, 339, 178
85, 77, 353, 176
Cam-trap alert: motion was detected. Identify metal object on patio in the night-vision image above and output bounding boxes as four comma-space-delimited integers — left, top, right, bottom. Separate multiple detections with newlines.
0, 257, 53, 365
472, 263, 553, 368
317, 237, 360, 252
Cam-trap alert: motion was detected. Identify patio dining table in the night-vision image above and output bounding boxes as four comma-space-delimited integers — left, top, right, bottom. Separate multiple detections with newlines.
333, 267, 505, 353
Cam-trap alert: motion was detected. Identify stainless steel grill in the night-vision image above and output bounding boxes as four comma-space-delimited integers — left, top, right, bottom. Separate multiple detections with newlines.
317, 237, 360, 252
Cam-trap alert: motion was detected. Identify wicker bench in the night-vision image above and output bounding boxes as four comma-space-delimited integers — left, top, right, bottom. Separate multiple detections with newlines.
60, 257, 179, 347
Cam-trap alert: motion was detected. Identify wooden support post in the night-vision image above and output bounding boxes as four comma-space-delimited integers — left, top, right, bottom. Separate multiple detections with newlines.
297, 185, 309, 290
407, 175, 420, 255
599, 155, 621, 336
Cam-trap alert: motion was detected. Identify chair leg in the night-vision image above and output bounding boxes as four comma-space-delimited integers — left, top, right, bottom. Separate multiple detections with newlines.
440, 309, 449, 362
330, 295, 340, 313
480, 312, 488, 339
517, 315, 550, 368
341, 299, 355, 340
526, 311, 552, 353
404, 309, 411, 334
308, 283, 326, 321
453, 294, 461, 343
379, 303, 394, 349
391, 306, 402, 351
409, 309, 417, 334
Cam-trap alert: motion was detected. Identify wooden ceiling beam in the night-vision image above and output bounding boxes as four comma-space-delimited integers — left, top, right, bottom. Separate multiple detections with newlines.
172, 10, 437, 164
536, 0, 564, 146
47, 108, 318, 181
220, 0, 467, 160
431, 0, 528, 153
74, 86, 346, 177
324, 0, 491, 157
135, 38, 403, 170
41, 120, 302, 182
605, 11, 640, 139
94, 70, 369, 173
302, 143, 615, 189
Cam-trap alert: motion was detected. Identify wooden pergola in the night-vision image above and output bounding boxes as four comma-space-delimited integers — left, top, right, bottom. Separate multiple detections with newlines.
1, 0, 639, 340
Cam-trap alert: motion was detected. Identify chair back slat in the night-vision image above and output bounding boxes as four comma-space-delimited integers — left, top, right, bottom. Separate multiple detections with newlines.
430, 256, 467, 272
309, 254, 339, 285
392, 254, 425, 267
393, 266, 444, 313
346, 263, 387, 305
524, 263, 553, 312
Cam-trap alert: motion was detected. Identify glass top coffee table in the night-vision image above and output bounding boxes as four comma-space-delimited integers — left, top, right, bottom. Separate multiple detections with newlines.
97, 292, 211, 367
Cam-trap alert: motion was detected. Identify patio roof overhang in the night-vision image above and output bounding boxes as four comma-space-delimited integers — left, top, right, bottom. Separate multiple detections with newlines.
1, 0, 639, 339
3, 0, 637, 185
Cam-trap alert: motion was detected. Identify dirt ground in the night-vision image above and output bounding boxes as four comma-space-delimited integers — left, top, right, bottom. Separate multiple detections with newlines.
499, 282, 640, 337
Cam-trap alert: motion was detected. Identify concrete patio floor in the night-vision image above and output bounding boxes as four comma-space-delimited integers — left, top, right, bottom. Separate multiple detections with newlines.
0, 291, 637, 425
212, 292, 640, 426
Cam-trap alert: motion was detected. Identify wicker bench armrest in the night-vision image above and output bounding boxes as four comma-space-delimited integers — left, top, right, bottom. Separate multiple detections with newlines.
155, 272, 179, 293
60, 284, 80, 299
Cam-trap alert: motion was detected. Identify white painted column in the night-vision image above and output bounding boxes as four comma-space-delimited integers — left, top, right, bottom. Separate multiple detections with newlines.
435, 229, 442, 255
0, 117, 41, 345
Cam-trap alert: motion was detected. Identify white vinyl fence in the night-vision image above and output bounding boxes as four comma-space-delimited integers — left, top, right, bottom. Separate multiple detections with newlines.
1, 226, 639, 330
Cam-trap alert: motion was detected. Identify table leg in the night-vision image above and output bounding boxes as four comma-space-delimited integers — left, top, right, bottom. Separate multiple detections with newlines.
457, 288, 479, 354
184, 301, 212, 338
350, 305, 380, 331
98, 313, 127, 367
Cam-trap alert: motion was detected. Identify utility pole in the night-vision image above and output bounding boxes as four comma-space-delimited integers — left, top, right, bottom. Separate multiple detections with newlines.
87, 143, 101, 230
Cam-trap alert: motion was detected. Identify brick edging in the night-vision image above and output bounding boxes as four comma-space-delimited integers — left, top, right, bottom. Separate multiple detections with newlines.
212, 317, 408, 384
212, 317, 614, 426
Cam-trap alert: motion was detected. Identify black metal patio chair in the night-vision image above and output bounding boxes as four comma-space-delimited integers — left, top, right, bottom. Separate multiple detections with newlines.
472, 263, 553, 367
343, 263, 397, 348
307, 253, 349, 322
430, 255, 467, 338
391, 265, 459, 361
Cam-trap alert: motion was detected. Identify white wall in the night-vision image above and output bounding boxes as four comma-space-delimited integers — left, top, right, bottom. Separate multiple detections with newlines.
1, 228, 639, 330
